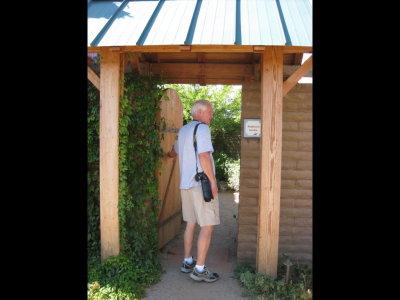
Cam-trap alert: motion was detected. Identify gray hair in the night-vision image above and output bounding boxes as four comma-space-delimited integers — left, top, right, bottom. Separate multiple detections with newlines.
191, 99, 211, 117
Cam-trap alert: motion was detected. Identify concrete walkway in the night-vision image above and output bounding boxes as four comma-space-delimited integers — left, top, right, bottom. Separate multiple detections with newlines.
143, 192, 247, 300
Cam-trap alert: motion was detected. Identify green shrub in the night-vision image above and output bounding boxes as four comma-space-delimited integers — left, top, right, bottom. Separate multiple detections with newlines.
225, 158, 240, 191
234, 257, 312, 300
214, 151, 229, 182
214, 152, 240, 191
88, 254, 162, 300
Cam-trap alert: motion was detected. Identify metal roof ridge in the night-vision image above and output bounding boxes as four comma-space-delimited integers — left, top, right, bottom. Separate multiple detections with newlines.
234, 0, 242, 45
90, 0, 130, 47
275, 0, 292, 46
136, 0, 166, 45
184, 0, 203, 45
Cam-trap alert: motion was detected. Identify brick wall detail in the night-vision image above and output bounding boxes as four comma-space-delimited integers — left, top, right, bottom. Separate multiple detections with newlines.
236, 83, 312, 265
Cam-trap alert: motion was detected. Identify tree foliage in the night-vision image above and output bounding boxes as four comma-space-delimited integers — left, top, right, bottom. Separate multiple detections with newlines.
164, 84, 242, 185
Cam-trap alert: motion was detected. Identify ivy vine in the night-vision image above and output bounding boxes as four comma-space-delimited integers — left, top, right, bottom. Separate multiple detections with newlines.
88, 80, 100, 262
118, 73, 166, 267
88, 72, 167, 269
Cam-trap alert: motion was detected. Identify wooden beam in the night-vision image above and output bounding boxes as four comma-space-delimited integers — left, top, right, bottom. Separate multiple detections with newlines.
283, 55, 312, 96
148, 62, 254, 79
88, 45, 312, 54
89, 45, 254, 53
197, 53, 205, 63
253, 46, 266, 52
140, 62, 309, 83
282, 46, 312, 54
254, 61, 261, 82
157, 78, 246, 85
88, 66, 100, 90
293, 53, 303, 65
257, 46, 283, 278
199, 63, 206, 86
120, 52, 125, 98
146, 62, 255, 84
99, 49, 121, 260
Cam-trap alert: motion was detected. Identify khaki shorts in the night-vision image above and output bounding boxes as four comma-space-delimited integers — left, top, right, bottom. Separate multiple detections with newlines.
180, 185, 220, 227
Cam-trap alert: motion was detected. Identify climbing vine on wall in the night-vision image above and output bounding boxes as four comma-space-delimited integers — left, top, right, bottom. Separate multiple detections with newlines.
87, 72, 167, 268
118, 73, 166, 267
88, 80, 100, 261
88, 72, 168, 299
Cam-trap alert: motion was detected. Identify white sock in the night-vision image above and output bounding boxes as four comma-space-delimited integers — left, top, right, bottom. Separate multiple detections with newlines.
184, 256, 193, 264
195, 265, 205, 272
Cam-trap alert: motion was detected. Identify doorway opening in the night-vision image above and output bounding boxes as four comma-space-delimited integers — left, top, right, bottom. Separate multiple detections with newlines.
161, 83, 242, 259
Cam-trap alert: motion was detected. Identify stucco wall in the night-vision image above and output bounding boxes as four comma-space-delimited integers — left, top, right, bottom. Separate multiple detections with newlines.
236, 82, 312, 265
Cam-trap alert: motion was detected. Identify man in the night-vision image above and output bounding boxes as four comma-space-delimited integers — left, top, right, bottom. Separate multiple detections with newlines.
167, 99, 220, 282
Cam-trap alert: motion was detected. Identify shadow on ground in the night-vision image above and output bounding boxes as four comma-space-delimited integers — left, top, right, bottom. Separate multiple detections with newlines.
143, 192, 247, 300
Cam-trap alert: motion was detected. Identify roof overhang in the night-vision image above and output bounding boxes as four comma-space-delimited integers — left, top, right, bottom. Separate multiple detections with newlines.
88, 44, 312, 54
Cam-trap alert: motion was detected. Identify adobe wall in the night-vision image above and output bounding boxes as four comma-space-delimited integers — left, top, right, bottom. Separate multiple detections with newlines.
236, 82, 312, 265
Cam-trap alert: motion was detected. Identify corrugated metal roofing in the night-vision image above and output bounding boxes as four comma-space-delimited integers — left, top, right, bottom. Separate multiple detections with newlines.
88, 0, 312, 47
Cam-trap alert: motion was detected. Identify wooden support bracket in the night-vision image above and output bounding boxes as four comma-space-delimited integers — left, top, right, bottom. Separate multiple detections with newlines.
283, 55, 312, 96
88, 66, 100, 90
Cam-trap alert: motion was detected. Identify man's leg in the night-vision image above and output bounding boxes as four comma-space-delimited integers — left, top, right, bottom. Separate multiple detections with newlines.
184, 221, 197, 259
196, 225, 214, 266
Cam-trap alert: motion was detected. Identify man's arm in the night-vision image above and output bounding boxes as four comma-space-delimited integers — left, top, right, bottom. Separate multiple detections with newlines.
199, 152, 218, 198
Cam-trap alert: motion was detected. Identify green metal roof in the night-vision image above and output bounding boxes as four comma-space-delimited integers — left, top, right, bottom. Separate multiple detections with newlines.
88, 0, 312, 47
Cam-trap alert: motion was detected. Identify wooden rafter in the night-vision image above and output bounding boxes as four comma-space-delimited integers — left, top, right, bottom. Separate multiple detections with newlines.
283, 55, 312, 96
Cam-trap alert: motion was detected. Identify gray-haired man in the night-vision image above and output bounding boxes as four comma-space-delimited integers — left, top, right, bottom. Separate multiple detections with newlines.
168, 99, 220, 282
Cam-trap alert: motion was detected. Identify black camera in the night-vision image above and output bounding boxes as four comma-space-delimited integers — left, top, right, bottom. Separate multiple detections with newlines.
195, 172, 213, 202
195, 171, 207, 182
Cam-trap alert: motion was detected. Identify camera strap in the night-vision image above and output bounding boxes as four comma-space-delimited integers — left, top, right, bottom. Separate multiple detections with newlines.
193, 121, 205, 174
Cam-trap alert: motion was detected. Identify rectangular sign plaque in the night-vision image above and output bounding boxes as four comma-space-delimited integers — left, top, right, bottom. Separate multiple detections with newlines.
244, 119, 261, 138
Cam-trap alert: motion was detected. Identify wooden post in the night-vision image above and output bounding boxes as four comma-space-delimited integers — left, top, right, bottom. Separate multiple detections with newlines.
99, 49, 121, 260
256, 46, 283, 277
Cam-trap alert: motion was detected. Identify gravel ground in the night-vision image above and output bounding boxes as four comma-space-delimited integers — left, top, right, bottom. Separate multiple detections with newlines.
143, 191, 248, 300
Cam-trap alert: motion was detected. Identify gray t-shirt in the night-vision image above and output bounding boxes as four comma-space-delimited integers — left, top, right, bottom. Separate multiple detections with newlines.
174, 120, 215, 189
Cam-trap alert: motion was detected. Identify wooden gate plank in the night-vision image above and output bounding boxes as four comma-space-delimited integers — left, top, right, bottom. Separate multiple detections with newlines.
157, 88, 183, 248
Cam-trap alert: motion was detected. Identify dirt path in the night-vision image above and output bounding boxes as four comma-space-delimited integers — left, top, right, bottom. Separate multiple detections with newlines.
143, 191, 247, 300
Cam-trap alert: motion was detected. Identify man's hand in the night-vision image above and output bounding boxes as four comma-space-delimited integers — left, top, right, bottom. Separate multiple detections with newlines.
210, 180, 219, 199
166, 148, 177, 158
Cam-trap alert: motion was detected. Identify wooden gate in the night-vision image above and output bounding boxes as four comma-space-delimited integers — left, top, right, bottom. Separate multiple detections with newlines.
157, 88, 183, 248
